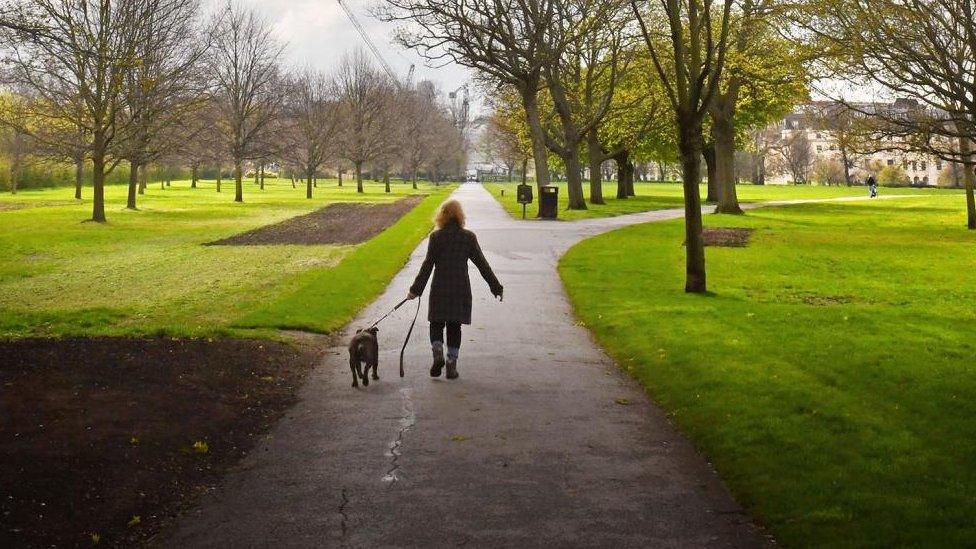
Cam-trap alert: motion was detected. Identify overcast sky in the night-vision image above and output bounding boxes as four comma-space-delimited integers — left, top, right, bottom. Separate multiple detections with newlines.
220, 0, 477, 107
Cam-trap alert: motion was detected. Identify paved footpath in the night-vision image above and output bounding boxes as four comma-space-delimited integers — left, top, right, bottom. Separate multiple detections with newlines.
164, 184, 802, 548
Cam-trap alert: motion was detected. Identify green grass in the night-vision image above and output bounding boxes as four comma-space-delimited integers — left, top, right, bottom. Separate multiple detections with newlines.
0, 178, 453, 339
559, 196, 976, 547
485, 180, 957, 220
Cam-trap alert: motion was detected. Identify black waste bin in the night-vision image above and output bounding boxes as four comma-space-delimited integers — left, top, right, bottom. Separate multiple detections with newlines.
539, 185, 558, 219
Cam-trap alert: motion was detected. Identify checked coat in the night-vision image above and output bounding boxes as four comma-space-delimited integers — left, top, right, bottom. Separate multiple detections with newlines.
410, 221, 503, 325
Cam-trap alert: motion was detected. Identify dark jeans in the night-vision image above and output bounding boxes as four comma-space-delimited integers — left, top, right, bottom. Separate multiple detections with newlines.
429, 321, 461, 349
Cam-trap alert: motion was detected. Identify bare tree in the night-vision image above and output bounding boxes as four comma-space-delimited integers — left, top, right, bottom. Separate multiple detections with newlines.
631, 0, 734, 293
333, 49, 398, 193
776, 131, 813, 184
207, 1, 284, 203
120, 0, 205, 209
380, 0, 561, 191
282, 68, 340, 199
0, 0, 155, 221
400, 80, 442, 189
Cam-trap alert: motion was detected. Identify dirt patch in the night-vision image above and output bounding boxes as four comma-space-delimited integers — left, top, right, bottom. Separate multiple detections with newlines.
0, 203, 28, 212
702, 227, 754, 247
0, 336, 325, 548
799, 293, 855, 306
209, 196, 425, 246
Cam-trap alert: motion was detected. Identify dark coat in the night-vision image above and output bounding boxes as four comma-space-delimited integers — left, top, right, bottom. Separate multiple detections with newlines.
410, 222, 503, 325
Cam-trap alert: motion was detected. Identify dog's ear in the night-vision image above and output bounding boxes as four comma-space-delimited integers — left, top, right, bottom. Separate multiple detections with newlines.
355, 328, 363, 334
368, 326, 378, 334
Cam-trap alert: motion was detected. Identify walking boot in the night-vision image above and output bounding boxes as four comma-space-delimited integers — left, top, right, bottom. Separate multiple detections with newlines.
446, 358, 458, 379
430, 343, 445, 377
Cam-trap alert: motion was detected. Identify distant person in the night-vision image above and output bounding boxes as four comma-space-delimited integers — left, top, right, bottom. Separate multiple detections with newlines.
867, 176, 878, 198
408, 200, 504, 379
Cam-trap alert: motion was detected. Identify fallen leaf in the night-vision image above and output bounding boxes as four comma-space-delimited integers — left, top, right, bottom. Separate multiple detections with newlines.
614, 398, 631, 406
127, 516, 141, 528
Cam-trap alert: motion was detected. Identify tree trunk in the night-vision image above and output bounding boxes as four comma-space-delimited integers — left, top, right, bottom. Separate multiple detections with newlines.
191, 164, 198, 188
412, 168, 418, 190
626, 162, 635, 196
565, 149, 587, 210
307, 170, 313, 199
355, 162, 364, 193
960, 138, 976, 229
91, 149, 107, 223
126, 161, 139, 209
216, 165, 222, 193
235, 162, 244, 202
712, 115, 743, 214
521, 88, 551, 192
679, 122, 706, 293
253, 166, 259, 186
337, 167, 343, 187
615, 150, 629, 199
8, 151, 20, 194
74, 156, 84, 199
586, 130, 604, 205
840, 147, 853, 186
139, 165, 147, 194
657, 161, 666, 182
703, 143, 718, 202
384, 169, 390, 193
259, 163, 265, 190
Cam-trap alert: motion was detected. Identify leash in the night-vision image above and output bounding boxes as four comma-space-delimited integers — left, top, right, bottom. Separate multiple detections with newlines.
399, 297, 421, 378
368, 297, 410, 329
365, 296, 421, 378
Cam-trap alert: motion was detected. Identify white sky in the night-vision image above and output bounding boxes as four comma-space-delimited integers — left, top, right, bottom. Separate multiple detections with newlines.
215, 0, 477, 107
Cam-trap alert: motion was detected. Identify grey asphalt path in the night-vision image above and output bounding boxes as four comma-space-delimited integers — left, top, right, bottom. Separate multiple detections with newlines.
162, 183, 802, 548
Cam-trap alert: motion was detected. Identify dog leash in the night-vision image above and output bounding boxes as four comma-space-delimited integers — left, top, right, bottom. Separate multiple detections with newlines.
365, 296, 421, 378
399, 297, 421, 378
368, 297, 410, 329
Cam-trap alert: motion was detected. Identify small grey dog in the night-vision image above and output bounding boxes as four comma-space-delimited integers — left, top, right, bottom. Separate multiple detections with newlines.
348, 326, 379, 388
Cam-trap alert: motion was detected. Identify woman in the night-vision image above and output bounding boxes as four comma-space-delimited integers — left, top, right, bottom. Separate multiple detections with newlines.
407, 199, 503, 379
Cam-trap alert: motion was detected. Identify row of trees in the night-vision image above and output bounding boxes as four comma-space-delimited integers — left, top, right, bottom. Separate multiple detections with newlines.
0, 0, 465, 221
385, 0, 976, 293
382, 0, 807, 292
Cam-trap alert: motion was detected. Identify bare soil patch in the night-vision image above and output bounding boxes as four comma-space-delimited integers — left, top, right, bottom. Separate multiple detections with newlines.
702, 227, 754, 247
0, 203, 28, 212
0, 336, 325, 548
209, 195, 424, 246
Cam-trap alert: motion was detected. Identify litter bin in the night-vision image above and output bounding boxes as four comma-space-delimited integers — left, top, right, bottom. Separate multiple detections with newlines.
539, 185, 558, 219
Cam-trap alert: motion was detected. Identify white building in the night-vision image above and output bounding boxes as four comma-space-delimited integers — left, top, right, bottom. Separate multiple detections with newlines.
767, 101, 959, 186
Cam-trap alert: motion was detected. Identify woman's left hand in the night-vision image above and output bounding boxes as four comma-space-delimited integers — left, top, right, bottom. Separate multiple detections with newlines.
407, 291, 417, 300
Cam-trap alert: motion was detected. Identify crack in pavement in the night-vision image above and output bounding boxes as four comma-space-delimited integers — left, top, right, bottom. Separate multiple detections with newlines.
338, 487, 349, 538
382, 387, 416, 486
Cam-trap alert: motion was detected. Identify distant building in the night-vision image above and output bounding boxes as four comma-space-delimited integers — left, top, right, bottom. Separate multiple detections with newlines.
766, 101, 961, 186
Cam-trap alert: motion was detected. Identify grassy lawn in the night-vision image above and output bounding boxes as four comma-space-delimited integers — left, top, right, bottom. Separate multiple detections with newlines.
0, 178, 453, 339
559, 195, 976, 547
485, 180, 956, 220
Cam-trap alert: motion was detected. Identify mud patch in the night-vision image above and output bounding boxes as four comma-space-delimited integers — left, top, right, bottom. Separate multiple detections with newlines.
209, 196, 424, 246
702, 227, 754, 247
0, 336, 324, 547
0, 203, 27, 212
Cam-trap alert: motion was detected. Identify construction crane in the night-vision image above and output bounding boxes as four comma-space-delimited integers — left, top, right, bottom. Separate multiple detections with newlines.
336, 0, 413, 89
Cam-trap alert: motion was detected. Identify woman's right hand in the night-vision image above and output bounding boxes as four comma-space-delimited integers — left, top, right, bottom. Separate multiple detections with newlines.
407, 291, 417, 300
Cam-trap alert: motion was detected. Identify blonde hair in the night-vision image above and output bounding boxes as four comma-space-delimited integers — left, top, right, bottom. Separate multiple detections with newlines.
435, 199, 465, 229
